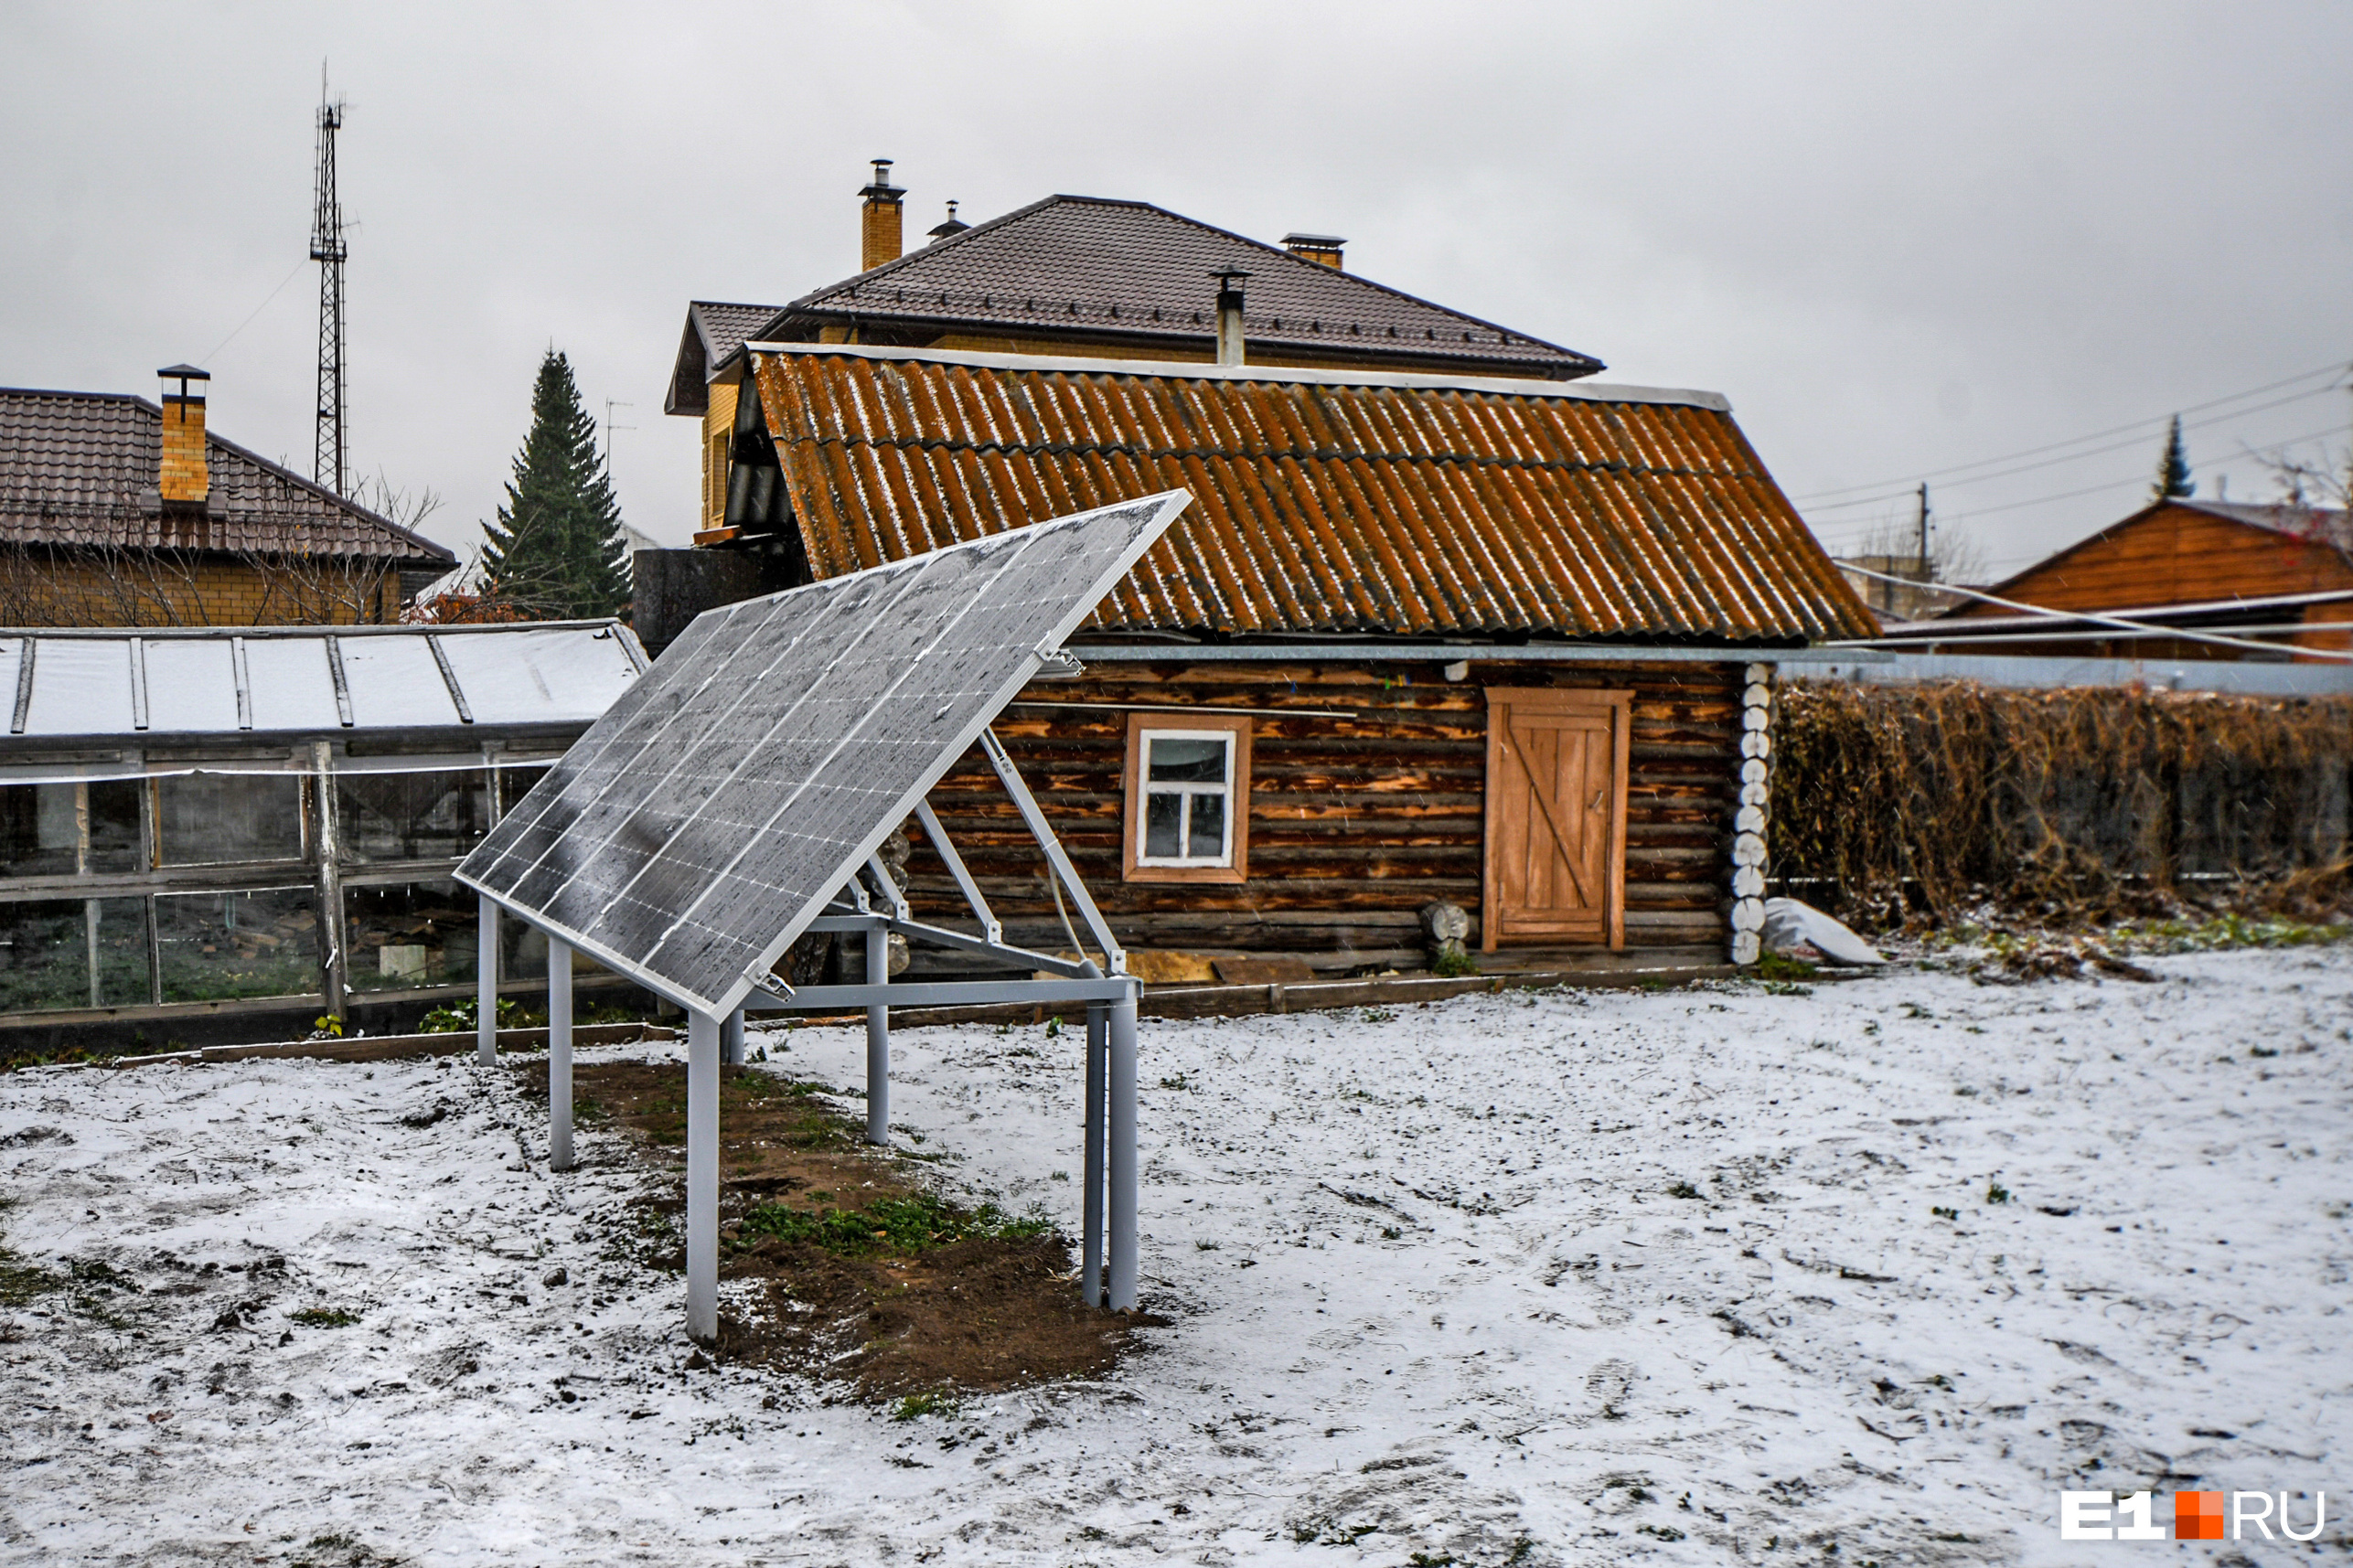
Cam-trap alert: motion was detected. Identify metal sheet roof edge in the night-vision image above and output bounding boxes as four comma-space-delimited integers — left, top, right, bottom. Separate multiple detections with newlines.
0, 619, 637, 642
1062, 641, 1884, 665
743, 341, 1728, 411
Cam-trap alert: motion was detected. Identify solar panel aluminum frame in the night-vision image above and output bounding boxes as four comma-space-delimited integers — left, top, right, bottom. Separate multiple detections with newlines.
455, 490, 1192, 1019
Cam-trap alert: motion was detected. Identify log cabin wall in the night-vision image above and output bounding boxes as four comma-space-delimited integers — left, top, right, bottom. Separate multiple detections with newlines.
907, 656, 1741, 968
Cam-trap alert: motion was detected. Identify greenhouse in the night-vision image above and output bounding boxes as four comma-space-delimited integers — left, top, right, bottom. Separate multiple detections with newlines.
0, 621, 648, 1047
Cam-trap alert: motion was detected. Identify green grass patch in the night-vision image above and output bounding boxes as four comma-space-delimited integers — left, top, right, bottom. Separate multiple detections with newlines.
2108, 912, 2352, 955
289, 1307, 361, 1328
0, 1252, 60, 1307
734, 1191, 1051, 1258
890, 1389, 960, 1422
1755, 951, 1819, 982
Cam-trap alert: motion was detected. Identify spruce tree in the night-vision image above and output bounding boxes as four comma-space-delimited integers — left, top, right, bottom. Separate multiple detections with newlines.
2152, 414, 2195, 501
479, 351, 630, 618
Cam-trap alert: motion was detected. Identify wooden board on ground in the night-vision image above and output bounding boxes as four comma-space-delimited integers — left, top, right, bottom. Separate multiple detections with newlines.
1212, 955, 1318, 985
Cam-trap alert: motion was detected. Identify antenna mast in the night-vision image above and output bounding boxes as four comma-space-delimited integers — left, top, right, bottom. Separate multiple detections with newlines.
309, 65, 348, 496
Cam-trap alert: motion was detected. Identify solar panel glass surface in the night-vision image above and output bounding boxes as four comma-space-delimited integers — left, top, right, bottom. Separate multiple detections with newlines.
456, 491, 1188, 1014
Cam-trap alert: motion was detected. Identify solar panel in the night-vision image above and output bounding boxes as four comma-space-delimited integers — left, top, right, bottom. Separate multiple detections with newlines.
455, 491, 1190, 1017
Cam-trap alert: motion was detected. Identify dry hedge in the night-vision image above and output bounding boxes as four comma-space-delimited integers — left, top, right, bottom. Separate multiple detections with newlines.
1770, 681, 2353, 929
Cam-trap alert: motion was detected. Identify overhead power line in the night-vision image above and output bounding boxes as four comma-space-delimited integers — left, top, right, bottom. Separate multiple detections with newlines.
1800, 379, 2348, 516
1805, 419, 2353, 547
1792, 357, 2351, 505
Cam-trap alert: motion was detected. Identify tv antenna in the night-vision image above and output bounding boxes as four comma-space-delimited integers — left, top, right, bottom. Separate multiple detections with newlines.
604, 399, 636, 476
310, 64, 349, 496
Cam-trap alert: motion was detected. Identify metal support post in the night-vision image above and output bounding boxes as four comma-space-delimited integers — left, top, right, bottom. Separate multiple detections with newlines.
722, 1007, 745, 1067
864, 921, 890, 1146
1082, 1000, 1107, 1307
548, 937, 573, 1172
685, 1008, 721, 1344
1107, 984, 1140, 1311
475, 892, 498, 1065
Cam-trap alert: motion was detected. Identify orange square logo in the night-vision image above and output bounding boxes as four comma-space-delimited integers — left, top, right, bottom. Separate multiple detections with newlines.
2175, 1491, 2225, 1540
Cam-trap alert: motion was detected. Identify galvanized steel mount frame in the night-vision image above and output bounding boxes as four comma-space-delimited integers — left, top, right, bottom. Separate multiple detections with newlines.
474, 726, 1146, 1339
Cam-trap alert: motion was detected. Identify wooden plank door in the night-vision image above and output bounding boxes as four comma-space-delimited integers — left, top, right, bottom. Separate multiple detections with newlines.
1481, 688, 1631, 951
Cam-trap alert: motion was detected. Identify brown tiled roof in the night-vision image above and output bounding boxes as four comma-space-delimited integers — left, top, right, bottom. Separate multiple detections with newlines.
666, 302, 784, 416
699, 196, 1600, 399
749, 346, 1872, 645
0, 389, 452, 563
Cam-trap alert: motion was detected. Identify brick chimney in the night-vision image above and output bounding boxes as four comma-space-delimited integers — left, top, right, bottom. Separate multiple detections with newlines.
1211, 269, 1250, 367
156, 364, 210, 506
860, 158, 905, 272
1282, 233, 1346, 270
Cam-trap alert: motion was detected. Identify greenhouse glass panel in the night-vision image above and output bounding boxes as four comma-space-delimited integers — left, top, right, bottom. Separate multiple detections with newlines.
0, 898, 149, 1012
497, 767, 549, 818
336, 771, 493, 863
0, 782, 143, 877
155, 775, 306, 866
343, 880, 480, 992
156, 888, 318, 1002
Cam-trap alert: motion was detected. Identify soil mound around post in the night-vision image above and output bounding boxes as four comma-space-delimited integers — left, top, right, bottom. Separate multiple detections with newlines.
514, 1059, 1154, 1402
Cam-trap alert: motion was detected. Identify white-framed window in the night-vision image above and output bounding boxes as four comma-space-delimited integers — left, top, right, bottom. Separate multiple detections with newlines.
1122, 712, 1250, 885
1135, 729, 1235, 866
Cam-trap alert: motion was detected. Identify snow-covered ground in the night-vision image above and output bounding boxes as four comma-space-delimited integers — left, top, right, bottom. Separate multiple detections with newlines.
2, 948, 2348, 1566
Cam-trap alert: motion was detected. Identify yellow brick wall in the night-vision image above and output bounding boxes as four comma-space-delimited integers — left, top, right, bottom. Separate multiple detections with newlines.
158, 400, 209, 503
0, 552, 402, 628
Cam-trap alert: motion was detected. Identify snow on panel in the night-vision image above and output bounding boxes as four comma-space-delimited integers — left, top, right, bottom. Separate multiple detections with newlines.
241, 638, 344, 734
137, 639, 241, 735
333, 635, 464, 730
19, 639, 136, 738
434, 625, 643, 728
457, 492, 1189, 1016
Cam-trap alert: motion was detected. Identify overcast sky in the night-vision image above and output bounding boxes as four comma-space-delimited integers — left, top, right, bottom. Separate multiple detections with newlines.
5, 2, 2349, 582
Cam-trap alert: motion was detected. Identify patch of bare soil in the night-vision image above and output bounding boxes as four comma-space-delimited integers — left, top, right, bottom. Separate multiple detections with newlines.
513, 1061, 1153, 1400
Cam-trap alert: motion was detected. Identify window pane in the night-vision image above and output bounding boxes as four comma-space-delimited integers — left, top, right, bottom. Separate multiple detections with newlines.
0, 898, 147, 1012
336, 771, 491, 863
498, 766, 549, 817
344, 880, 479, 992
155, 775, 305, 865
1145, 737, 1227, 784
1188, 792, 1226, 860
87, 782, 142, 872
157, 889, 318, 1002
1143, 792, 1183, 859
0, 785, 79, 877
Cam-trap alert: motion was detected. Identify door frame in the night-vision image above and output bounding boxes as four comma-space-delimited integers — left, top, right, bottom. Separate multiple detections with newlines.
1481, 687, 1632, 952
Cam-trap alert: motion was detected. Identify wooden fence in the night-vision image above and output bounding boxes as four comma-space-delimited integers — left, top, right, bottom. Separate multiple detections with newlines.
1770, 680, 2353, 924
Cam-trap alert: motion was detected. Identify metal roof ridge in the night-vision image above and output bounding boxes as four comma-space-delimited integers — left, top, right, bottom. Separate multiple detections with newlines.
744, 341, 1727, 410
0, 386, 150, 406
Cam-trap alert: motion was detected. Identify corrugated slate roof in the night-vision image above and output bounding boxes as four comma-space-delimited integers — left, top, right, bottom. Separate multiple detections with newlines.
0, 621, 645, 747
0, 389, 453, 562
748, 346, 1873, 645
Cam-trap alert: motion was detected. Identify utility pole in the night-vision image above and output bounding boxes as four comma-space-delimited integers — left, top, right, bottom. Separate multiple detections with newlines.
1915, 483, 1931, 581
310, 65, 349, 497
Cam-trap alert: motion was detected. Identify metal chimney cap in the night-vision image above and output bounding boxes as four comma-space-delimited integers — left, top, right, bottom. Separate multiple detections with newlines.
157, 365, 210, 399
862, 157, 904, 197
